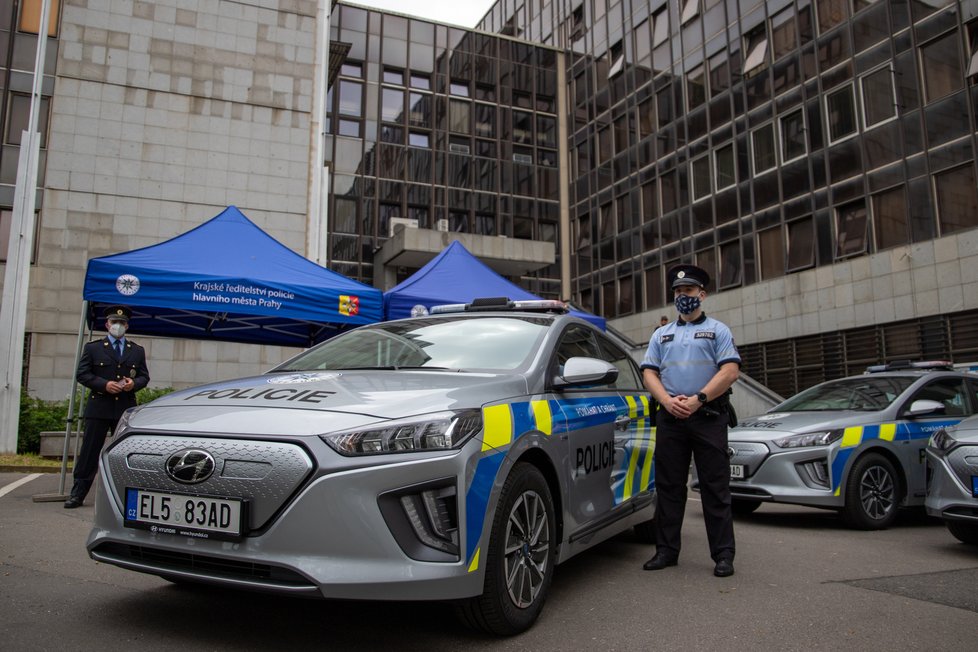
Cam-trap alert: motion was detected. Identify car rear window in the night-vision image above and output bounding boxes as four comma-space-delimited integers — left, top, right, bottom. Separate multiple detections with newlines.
274, 316, 551, 372
776, 376, 916, 412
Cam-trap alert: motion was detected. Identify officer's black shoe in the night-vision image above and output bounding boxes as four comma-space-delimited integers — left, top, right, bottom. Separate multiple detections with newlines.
63, 496, 83, 509
714, 559, 734, 577
642, 553, 678, 571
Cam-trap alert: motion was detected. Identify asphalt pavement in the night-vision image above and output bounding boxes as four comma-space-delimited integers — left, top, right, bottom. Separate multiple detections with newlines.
1, 471, 976, 651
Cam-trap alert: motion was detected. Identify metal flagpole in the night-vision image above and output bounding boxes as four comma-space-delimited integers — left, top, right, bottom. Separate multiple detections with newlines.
0, 0, 52, 453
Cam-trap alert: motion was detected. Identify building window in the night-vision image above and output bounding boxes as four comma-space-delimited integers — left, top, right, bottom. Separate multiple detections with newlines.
709, 52, 730, 96
826, 83, 856, 143
743, 25, 769, 75
608, 40, 625, 78
786, 217, 815, 271
934, 164, 978, 236
835, 200, 868, 258
5, 94, 51, 147
338, 80, 363, 116
967, 22, 978, 78
715, 143, 735, 190
409, 92, 431, 128
570, 4, 586, 41
687, 65, 706, 110
18, 0, 60, 37
758, 226, 784, 280
652, 7, 669, 48
409, 73, 430, 90
691, 155, 712, 201
408, 131, 430, 148
719, 240, 742, 289
920, 33, 963, 103
681, 0, 699, 25
635, 18, 651, 63
860, 65, 896, 127
337, 119, 360, 137
449, 100, 470, 134
752, 123, 777, 174
381, 87, 403, 122
780, 109, 805, 162
872, 186, 908, 250
817, 0, 847, 34
771, 7, 797, 61
512, 110, 533, 145
340, 62, 363, 78
383, 68, 404, 85
450, 82, 470, 97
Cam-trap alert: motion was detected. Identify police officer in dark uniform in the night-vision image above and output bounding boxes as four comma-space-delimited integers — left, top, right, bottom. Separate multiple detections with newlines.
64, 305, 150, 508
639, 265, 741, 577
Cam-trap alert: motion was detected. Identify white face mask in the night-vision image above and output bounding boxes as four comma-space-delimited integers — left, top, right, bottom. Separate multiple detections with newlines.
108, 323, 127, 339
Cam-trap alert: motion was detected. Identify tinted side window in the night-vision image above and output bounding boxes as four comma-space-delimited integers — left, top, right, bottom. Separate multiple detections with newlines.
905, 379, 970, 417
596, 335, 643, 391
554, 325, 615, 389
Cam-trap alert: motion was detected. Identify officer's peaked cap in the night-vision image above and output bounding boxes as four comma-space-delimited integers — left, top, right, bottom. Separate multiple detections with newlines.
668, 264, 710, 289
103, 305, 132, 322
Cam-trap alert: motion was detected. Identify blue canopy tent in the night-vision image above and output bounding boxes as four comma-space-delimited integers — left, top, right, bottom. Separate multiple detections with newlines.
383, 240, 606, 329
82, 205, 383, 347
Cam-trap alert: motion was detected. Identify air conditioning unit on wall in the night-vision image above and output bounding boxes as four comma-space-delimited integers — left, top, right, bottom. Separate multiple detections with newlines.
435, 219, 449, 232
389, 217, 419, 237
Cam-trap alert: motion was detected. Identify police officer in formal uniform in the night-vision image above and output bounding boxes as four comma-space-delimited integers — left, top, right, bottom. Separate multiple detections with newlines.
64, 305, 150, 508
640, 265, 741, 577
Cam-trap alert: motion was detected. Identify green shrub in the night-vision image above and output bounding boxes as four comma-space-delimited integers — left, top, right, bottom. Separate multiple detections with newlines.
17, 386, 175, 454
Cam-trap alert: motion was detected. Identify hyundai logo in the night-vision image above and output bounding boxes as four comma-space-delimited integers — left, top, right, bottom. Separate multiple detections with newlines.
165, 449, 216, 484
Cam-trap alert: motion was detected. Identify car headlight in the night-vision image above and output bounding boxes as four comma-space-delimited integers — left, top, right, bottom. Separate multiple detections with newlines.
929, 427, 958, 453
773, 429, 844, 449
320, 410, 483, 456
113, 406, 141, 439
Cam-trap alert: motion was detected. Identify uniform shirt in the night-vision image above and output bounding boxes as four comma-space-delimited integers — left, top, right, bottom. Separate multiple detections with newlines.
640, 314, 741, 397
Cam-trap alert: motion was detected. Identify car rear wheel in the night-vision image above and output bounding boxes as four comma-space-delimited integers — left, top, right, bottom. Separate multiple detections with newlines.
842, 452, 901, 530
945, 520, 978, 545
455, 463, 555, 636
731, 499, 762, 515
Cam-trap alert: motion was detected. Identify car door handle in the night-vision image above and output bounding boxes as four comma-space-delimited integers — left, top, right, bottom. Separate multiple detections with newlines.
614, 415, 632, 431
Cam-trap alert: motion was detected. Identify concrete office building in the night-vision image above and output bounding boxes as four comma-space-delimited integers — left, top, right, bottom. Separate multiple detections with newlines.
3, 0, 978, 406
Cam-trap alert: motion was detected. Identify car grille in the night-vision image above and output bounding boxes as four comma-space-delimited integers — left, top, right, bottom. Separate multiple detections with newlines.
91, 542, 317, 590
105, 434, 313, 531
727, 442, 770, 477
946, 444, 978, 491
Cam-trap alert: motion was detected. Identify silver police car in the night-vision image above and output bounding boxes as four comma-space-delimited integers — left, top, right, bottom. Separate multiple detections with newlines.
926, 413, 978, 545
86, 299, 655, 635
717, 361, 978, 529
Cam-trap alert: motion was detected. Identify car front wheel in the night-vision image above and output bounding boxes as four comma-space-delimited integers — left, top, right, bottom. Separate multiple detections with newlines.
946, 520, 978, 545
455, 462, 555, 636
842, 452, 901, 530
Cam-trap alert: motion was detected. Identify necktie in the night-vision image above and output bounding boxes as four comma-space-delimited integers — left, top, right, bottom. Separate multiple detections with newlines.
115, 341, 123, 358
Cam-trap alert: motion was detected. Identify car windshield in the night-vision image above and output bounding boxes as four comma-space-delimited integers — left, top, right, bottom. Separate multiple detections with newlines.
775, 376, 916, 412
273, 315, 552, 372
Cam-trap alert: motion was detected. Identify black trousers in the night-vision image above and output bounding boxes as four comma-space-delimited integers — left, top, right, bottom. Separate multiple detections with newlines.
653, 409, 735, 562
70, 418, 116, 500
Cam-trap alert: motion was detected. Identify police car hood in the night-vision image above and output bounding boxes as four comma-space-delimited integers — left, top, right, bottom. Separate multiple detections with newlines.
127, 371, 529, 436
729, 411, 886, 441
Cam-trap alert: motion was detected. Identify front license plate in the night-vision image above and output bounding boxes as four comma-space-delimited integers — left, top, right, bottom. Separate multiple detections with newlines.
730, 464, 745, 480
972, 476, 978, 498
125, 488, 245, 540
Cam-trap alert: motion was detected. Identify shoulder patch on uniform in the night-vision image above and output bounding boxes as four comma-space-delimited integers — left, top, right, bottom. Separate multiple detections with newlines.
660, 334, 674, 343
694, 331, 716, 339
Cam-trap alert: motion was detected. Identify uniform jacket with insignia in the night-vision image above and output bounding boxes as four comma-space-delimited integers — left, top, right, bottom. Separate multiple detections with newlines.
76, 337, 150, 420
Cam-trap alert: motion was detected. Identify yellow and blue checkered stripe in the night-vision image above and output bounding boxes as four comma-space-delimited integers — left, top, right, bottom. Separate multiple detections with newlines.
829, 419, 959, 495
464, 395, 656, 570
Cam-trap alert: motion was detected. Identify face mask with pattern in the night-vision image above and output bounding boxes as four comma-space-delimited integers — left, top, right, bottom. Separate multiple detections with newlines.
674, 293, 702, 315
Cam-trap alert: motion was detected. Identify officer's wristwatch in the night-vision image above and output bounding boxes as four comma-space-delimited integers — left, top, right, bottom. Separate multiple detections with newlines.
696, 391, 708, 403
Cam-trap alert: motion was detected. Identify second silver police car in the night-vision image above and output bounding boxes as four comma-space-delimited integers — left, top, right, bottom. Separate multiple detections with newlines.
718, 361, 978, 529
85, 299, 655, 635
926, 413, 978, 545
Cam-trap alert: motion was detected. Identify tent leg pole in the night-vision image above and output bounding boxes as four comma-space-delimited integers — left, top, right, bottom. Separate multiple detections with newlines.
33, 301, 87, 502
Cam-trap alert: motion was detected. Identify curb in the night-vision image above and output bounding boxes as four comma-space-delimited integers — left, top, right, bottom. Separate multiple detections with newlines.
0, 466, 71, 474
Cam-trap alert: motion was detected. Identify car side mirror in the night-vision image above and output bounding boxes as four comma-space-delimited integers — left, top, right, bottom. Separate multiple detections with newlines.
553, 356, 619, 389
906, 399, 945, 417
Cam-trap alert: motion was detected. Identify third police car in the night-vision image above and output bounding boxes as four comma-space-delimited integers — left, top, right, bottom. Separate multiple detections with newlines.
719, 361, 978, 529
